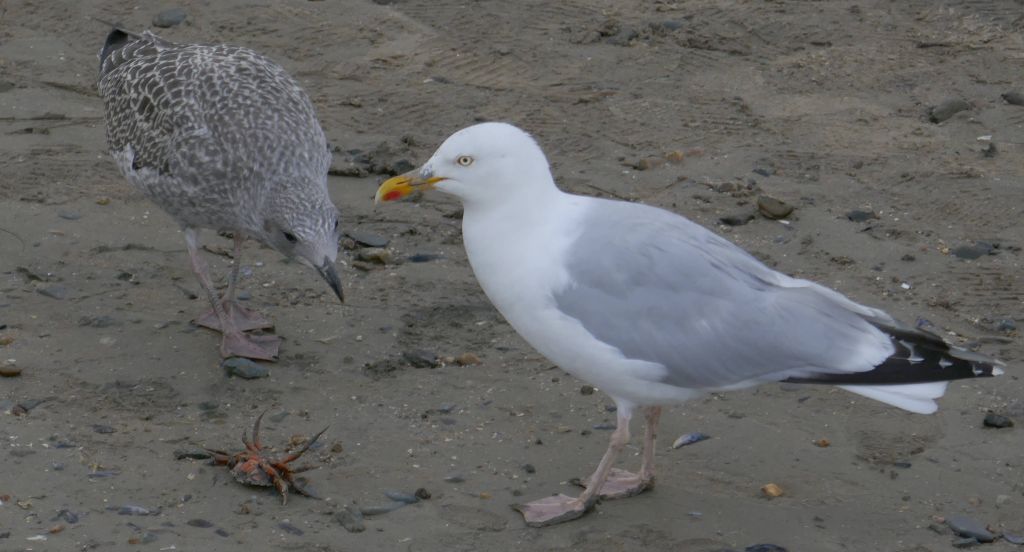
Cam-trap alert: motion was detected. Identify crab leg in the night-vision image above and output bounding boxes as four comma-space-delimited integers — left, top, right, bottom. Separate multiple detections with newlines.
277, 426, 328, 464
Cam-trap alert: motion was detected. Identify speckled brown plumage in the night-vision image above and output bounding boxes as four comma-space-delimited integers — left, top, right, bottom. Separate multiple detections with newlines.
98, 28, 342, 360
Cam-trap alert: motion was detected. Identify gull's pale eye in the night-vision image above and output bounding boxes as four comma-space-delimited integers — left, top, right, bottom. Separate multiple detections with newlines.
456, 155, 474, 167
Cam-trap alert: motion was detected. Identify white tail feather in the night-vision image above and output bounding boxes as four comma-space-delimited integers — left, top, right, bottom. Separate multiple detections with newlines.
838, 381, 950, 414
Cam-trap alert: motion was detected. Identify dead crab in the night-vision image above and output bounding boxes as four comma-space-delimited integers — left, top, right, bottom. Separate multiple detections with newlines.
206, 411, 327, 504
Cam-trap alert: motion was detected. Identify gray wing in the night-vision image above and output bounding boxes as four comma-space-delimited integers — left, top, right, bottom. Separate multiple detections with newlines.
98, 33, 328, 186
553, 199, 895, 389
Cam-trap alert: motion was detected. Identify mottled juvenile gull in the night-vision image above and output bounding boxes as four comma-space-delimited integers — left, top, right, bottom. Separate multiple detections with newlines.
98, 28, 343, 360
375, 122, 1005, 526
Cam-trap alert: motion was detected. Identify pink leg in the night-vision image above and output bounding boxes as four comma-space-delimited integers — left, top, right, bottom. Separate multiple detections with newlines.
194, 234, 273, 332
581, 406, 662, 499
514, 408, 633, 527
184, 229, 279, 360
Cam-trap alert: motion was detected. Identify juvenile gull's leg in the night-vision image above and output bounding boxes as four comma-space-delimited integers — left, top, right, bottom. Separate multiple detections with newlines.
185, 228, 280, 360
514, 408, 633, 527
195, 233, 273, 332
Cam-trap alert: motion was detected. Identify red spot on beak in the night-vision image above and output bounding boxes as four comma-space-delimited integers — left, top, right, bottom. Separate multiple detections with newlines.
383, 190, 402, 201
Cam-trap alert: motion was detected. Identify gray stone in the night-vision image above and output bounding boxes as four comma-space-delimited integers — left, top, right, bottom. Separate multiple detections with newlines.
983, 412, 1014, 428
335, 506, 365, 533
1002, 91, 1024, 106
929, 98, 971, 123
221, 357, 270, 379
345, 229, 390, 248
37, 285, 68, 300
947, 515, 995, 542
152, 7, 187, 28
757, 195, 794, 219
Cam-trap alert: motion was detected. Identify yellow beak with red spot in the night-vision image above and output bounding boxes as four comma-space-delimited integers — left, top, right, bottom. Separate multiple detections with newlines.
374, 171, 446, 204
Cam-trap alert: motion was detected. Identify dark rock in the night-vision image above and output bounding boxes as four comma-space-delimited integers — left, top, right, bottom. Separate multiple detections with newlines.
54, 509, 79, 524
901, 254, 916, 262
78, 315, 118, 328
152, 7, 187, 28
414, 487, 431, 500
929, 98, 971, 123
757, 195, 794, 219
344, 230, 389, 248
221, 357, 270, 379
407, 253, 443, 263
522, 463, 536, 474
952, 537, 980, 548
983, 412, 1014, 428
720, 211, 755, 226
335, 506, 365, 533
93, 424, 116, 434
384, 490, 420, 504
215, 529, 229, 537
745, 545, 788, 552
981, 142, 997, 158
947, 515, 995, 542
580, 384, 595, 395
277, 522, 303, 535
403, 349, 438, 368
186, 519, 213, 528
355, 247, 391, 264
174, 449, 212, 460
1002, 91, 1024, 106
1004, 533, 1024, 545
37, 285, 68, 300
952, 242, 995, 260
360, 502, 407, 516
57, 210, 81, 220
845, 209, 877, 222
997, 319, 1017, 332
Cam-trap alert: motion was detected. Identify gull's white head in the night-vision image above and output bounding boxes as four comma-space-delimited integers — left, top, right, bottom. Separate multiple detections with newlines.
375, 122, 557, 208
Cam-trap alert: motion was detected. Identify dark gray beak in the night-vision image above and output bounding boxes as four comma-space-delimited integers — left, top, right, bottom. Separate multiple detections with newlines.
318, 260, 344, 303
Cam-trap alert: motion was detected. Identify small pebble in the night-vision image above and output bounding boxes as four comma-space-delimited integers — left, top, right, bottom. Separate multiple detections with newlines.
952, 242, 995, 260
175, 449, 212, 460
57, 210, 81, 220
92, 424, 116, 434
0, 366, 22, 377
221, 357, 270, 379
356, 247, 391, 264
444, 473, 465, 483
593, 422, 616, 430
720, 212, 755, 226
407, 253, 443, 263
152, 7, 187, 28
580, 384, 595, 395
635, 156, 666, 170
113, 504, 157, 516
746, 545, 788, 552
36, 285, 68, 300
1002, 91, 1024, 106
1004, 533, 1024, 545
403, 349, 438, 368
813, 438, 830, 447
215, 528, 230, 537
522, 463, 536, 474
335, 506, 365, 533
384, 490, 420, 504
757, 195, 793, 219
55, 510, 79, 524
455, 352, 481, 365
344, 229, 390, 248
186, 519, 213, 528
845, 209, 877, 222
947, 515, 995, 542
414, 487, 431, 500
360, 502, 407, 516
952, 537, 980, 548
983, 412, 1014, 428
929, 98, 971, 123
761, 483, 784, 498
672, 432, 710, 449
277, 522, 303, 535
996, 319, 1016, 332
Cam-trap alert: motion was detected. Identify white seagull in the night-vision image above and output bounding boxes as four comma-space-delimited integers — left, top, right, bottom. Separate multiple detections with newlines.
375, 122, 1004, 527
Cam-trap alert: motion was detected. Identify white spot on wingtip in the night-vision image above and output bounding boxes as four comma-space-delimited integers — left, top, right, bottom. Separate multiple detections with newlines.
938, 358, 953, 368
